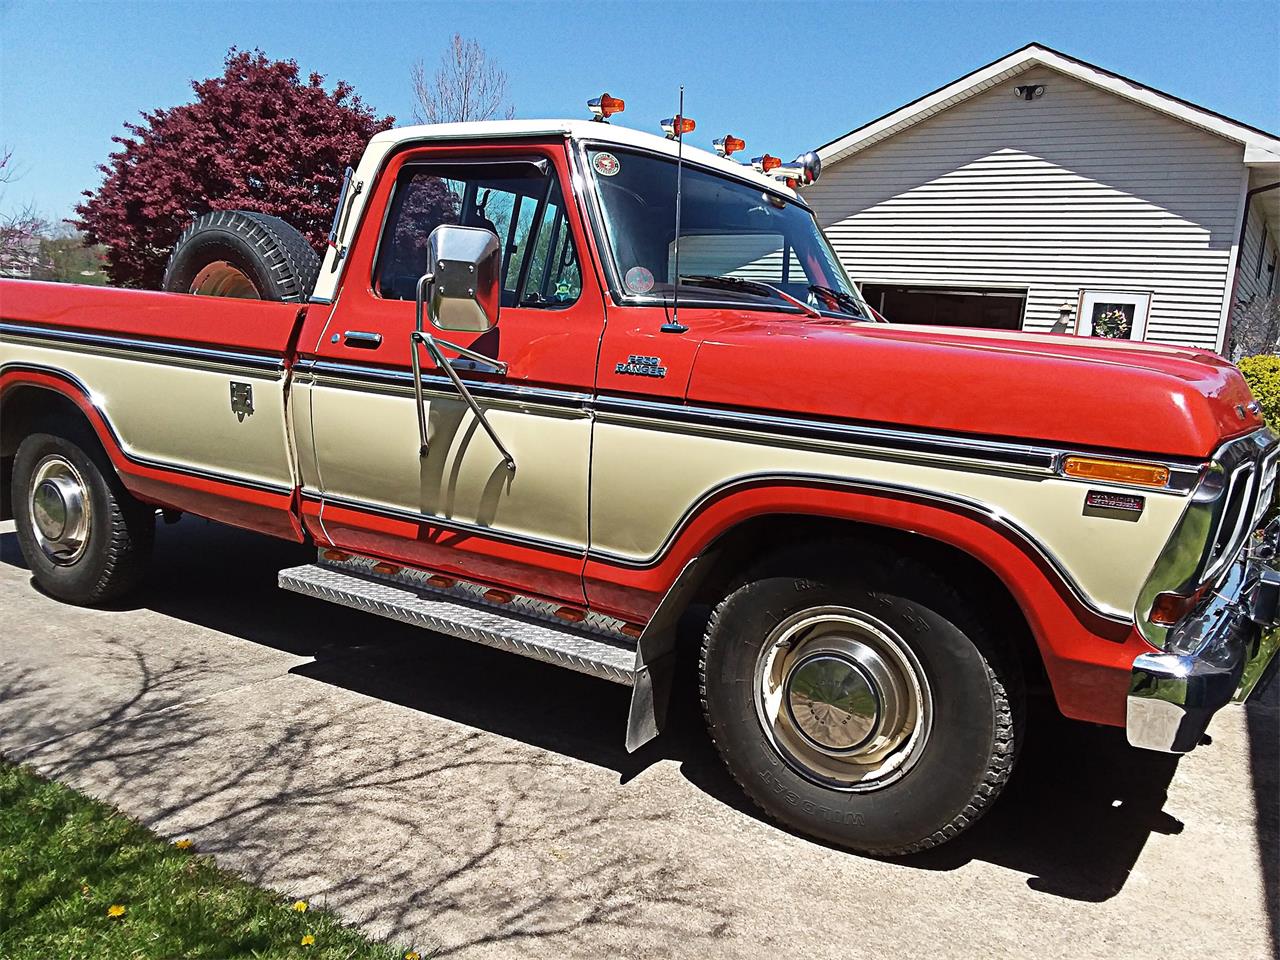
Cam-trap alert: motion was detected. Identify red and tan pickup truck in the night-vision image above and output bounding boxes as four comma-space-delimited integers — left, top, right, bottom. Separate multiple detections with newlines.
2, 107, 1278, 856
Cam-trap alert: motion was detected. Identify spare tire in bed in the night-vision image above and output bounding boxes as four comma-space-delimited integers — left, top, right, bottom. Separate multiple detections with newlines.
162, 210, 321, 302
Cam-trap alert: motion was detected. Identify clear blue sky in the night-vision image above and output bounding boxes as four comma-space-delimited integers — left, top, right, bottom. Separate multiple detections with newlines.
2, 0, 1277, 223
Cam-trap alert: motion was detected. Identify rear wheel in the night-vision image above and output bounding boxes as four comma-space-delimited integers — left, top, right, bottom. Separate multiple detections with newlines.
12, 432, 154, 605
699, 559, 1021, 855
162, 210, 320, 302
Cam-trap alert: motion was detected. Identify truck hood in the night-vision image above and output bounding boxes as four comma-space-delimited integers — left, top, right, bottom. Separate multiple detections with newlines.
685, 318, 1262, 459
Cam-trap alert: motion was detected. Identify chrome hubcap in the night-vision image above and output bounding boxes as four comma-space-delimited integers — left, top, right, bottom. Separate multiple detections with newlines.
28, 455, 91, 565
754, 607, 933, 791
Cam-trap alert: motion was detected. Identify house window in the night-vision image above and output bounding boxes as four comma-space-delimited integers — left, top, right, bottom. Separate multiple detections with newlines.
1076, 289, 1153, 340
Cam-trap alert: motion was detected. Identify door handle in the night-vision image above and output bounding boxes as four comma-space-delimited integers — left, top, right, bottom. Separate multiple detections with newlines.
343, 330, 383, 349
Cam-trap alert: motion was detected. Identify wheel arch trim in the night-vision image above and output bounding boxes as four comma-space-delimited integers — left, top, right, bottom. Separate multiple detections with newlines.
592, 471, 1130, 627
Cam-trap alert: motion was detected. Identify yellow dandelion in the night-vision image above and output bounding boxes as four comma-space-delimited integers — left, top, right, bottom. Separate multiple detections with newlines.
107, 904, 126, 918
292, 900, 308, 912
174, 838, 193, 850
405, 952, 421, 960
300, 934, 316, 946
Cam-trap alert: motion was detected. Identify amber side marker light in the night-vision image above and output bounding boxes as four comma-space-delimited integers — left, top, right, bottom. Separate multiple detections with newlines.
1062, 456, 1169, 488
322, 549, 351, 562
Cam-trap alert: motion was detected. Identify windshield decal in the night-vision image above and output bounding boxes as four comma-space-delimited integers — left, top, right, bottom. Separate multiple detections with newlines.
593, 152, 621, 177
624, 265, 654, 294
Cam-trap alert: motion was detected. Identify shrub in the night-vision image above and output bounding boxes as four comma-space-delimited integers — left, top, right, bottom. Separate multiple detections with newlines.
1238, 354, 1280, 431
75, 49, 393, 288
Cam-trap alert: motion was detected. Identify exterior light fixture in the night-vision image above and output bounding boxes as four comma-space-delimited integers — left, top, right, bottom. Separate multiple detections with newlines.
588, 93, 625, 121
713, 135, 746, 157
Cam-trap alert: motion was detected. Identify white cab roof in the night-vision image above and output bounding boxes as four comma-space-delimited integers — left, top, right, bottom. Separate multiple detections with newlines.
365, 119, 793, 194
313, 119, 795, 302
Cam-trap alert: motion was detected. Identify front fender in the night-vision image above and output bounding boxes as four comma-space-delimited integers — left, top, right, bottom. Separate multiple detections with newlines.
584, 475, 1153, 728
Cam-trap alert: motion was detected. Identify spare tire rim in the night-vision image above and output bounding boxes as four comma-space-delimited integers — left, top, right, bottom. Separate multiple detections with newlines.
753, 607, 933, 791
189, 261, 261, 299
29, 455, 92, 566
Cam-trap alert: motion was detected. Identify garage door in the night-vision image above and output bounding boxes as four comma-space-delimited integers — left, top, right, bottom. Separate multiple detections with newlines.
861, 284, 1027, 330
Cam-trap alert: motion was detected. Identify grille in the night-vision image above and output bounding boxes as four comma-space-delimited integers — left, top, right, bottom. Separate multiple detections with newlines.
1205, 441, 1278, 582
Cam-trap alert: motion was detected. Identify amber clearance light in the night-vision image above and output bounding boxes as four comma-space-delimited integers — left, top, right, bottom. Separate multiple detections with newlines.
1062, 456, 1170, 488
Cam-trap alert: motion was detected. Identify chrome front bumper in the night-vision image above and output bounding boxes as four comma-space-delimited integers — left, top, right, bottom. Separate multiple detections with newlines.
1127, 522, 1280, 753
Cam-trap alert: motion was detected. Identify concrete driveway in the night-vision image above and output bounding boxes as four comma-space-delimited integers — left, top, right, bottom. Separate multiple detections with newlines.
2, 516, 1276, 959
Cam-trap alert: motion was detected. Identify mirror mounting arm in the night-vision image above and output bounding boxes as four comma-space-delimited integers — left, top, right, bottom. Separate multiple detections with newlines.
411, 274, 516, 472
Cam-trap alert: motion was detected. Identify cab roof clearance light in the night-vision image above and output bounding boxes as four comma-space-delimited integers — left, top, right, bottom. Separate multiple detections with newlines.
661, 115, 696, 139
588, 93, 625, 121
713, 135, 746, 158
752, 154, 782, 173
1062, 456, 1170, 489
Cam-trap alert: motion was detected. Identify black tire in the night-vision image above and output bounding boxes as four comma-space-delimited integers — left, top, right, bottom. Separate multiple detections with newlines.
11, 431, 154, 605
699, 556, 1021, 856
162, 210, 320, 302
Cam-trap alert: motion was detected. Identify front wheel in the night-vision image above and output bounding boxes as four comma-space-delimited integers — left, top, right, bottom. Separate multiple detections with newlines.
699, 561, 1021, 855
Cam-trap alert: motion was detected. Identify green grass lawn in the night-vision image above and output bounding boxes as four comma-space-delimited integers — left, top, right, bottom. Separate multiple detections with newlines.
0, 761, 419, 960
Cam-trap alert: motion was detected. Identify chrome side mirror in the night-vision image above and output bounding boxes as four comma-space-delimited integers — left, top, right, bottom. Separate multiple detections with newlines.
415, 224, 501, 333
775, 151, 822, 187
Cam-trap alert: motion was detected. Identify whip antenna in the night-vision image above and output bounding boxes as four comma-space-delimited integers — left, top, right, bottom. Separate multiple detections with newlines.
662, 85, 689, 334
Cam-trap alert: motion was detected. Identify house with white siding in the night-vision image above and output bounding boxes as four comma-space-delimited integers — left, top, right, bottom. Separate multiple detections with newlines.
807, 43, 1280, 354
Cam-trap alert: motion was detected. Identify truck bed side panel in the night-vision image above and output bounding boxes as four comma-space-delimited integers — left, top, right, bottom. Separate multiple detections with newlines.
0, 281, 308, 539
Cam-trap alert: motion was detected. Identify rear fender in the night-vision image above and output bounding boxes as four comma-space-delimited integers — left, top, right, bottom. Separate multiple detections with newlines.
0, 367, 303, 541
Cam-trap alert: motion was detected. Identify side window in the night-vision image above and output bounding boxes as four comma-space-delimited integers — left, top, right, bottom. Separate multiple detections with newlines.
374, 160, 582, 307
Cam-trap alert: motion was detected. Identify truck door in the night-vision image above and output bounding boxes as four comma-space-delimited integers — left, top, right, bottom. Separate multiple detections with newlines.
300, 142, 602, 604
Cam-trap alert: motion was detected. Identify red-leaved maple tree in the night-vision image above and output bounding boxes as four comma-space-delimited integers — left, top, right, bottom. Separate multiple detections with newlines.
75, 49, 394, 288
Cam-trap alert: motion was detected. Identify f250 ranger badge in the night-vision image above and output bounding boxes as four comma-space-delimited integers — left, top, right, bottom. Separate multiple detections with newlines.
615, 354, 666, 378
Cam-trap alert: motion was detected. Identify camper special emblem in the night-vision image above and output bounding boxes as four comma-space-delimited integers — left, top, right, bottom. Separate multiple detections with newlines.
616, 355, 667, 378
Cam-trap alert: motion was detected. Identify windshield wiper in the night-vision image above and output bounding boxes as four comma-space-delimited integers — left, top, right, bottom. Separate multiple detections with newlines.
681, 275, 821, 318
808, 284, 867, 319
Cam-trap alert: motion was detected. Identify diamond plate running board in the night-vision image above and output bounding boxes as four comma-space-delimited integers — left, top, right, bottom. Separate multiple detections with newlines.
278, 563, 637, 685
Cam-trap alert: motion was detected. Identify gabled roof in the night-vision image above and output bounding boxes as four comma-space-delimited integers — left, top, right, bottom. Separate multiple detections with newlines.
818, 42, 1280, 168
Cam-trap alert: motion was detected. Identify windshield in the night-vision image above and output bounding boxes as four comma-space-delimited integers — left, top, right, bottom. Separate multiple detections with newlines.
584, 145, 868, 318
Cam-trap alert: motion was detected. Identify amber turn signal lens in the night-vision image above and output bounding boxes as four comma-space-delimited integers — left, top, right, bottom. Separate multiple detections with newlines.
588, 93, 625, 118
1062, 456, 1170, 488
1149, 589, 1203, 625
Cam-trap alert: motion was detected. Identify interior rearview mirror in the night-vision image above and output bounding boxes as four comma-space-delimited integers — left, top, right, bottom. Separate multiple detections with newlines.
416, 224, 501, 333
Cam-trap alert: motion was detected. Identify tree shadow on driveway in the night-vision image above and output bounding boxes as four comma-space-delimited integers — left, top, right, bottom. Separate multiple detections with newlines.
4, 515, 1274, 921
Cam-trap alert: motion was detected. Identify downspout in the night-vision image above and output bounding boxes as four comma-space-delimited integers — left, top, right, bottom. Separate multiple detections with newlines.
1222, 180, 1280, 356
